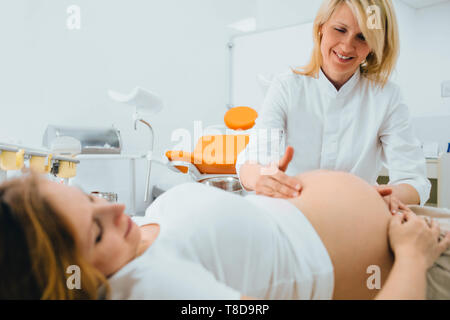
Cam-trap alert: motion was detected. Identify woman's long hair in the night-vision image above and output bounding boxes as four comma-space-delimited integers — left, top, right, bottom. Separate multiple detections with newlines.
0, 172, 108, 299
295, 0, 399, 88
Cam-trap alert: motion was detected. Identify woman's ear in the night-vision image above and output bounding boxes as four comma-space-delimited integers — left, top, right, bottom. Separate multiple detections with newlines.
361, 51, 373, 65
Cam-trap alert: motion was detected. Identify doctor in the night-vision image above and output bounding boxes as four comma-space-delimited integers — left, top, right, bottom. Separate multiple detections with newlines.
236, 0, 431, 212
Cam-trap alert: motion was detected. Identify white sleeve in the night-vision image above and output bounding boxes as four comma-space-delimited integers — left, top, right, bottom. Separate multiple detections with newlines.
108, 257, 242, 300
379, 85, 431, 205
236, 75, 289, 179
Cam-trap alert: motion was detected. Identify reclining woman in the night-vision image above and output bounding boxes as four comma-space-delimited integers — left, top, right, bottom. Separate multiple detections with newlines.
1, 170, 449, 300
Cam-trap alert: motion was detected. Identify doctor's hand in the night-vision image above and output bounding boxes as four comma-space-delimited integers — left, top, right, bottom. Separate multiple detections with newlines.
388, 211, 450, 269
374, 185, 413, 216
254, 146, 302, 199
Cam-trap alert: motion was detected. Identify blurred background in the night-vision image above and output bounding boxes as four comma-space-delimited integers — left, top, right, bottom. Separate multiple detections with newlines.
0, 0, 449, 212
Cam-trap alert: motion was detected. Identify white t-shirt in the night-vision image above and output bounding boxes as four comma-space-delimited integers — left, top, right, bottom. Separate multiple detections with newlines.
107, 183, 333, 300
236, 69, 431, 205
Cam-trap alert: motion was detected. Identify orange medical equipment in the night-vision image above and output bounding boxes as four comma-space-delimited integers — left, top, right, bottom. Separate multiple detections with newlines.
166, 134, 250, 175
165, 106, 257, 177
224, 106, 258, 131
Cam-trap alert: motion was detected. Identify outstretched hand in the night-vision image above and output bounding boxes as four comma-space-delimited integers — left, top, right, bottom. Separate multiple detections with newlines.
254, 146, 302, 199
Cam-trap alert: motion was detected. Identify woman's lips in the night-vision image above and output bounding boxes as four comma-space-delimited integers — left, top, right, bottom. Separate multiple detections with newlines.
333, 50, 354, 63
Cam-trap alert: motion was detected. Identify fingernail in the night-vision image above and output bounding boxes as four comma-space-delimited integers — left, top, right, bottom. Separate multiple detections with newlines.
296, 184, 301, 190
292, 192, 299, 197
392, 210, 396, 214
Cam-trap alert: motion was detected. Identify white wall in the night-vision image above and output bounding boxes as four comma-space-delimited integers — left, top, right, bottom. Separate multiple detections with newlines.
0, 0, 257, 211
394, 0, 450, 149
393, 0, 450, 117
391, 0, 418, 95
409, 0, 450, 116
0, 0, 256, 152
255, 0, 321, 29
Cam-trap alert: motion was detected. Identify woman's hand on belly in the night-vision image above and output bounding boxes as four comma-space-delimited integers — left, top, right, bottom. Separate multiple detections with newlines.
254, 168, 302, 198
374, 185, 415, 215
241, 146, 302, 198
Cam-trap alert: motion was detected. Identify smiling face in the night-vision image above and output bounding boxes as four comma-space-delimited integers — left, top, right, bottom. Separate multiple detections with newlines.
40, 180, 141, 277
320, 2, 371, 88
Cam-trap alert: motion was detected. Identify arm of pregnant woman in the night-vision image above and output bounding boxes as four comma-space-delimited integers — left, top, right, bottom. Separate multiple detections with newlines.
376, 211, 450, 300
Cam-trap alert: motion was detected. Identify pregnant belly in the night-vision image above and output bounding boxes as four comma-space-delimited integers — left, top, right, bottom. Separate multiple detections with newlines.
288, 170, 394, 299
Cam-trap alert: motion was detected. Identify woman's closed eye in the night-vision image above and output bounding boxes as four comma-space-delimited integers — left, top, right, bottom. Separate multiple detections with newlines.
334, 28, 365, 41
94, 218, 103, 244
86, 193, 103, 244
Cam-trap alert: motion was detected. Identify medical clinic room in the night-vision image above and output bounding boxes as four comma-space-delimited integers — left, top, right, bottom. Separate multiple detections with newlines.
1, 0, 450, 307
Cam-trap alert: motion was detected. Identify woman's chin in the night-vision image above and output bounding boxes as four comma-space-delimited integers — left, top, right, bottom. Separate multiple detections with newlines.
331, 60, 357, 72
323, 62, 359, 84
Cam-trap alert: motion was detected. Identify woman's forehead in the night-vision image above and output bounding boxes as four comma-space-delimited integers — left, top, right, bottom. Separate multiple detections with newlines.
37, 179, 93, 248
41, 179, 79, 199
330, 3, 360, 28
41, 179, 91, 223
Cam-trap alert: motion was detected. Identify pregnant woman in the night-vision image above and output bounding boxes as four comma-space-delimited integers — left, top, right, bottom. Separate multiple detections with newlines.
0, 171, 449, 300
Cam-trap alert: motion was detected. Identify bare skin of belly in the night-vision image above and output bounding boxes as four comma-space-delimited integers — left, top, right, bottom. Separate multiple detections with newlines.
287, 170, 394, 300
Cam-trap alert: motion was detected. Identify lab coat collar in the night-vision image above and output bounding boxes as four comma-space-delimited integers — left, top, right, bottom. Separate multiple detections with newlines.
318, 67, 361, 98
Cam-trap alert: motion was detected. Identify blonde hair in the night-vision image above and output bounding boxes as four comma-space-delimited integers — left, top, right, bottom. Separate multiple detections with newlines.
0, 172, 108, 299
294, 0, 399, 87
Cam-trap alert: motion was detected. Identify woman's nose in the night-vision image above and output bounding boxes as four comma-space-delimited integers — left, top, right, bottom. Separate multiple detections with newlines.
97, 203, 124, 227
341, 35, 356, 52
112, 204, 125, 227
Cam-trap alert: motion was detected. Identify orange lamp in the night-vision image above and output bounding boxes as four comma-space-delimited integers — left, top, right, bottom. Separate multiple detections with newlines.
224, 106, 258, 131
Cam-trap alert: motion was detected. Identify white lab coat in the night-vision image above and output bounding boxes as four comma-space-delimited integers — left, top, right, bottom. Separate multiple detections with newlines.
236, 68, 431, 205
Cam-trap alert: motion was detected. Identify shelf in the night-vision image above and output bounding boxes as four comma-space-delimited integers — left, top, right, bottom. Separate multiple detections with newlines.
76, 154, 147, 160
